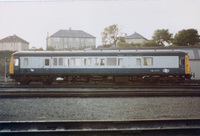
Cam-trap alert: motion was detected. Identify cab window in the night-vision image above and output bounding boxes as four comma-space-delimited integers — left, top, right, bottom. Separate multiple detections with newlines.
14, 59, 19, 66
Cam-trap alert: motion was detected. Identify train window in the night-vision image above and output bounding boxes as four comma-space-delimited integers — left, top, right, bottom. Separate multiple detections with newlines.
88, 58, 92, 66
59, 58, 63, 66
64, 58, 69, 66
14, 59, 19, 66
53, 58, 57, 66
143, 57, 153, 66
45, 59, 50, 66
180, 58, 185, 65
24, 58, 28, 66
95, 58, 99, 66
84, 59, 87, 66
107, 58, 116, 66
118, 58, 123, 66
71, 58, 75, 66
100, 58, 105, 66
71, 58, 81, 66
136, 58, 141, 66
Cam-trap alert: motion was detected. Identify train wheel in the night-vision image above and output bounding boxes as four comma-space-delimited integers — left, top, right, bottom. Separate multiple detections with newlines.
42, 78, 53, 85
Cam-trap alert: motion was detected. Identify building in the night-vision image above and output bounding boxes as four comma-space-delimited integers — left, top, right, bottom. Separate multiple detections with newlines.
0, 35, 29, 51
125, 32, 148, 44
47, 29, 96, 50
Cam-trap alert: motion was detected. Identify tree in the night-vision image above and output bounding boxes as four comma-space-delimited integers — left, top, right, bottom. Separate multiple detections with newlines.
29, 46, 44, 51
101, 24, 119, 47
46, 46, 55, 51
152, 29, 173, 46
141, 40, 157, 47
173, 29, 200, 46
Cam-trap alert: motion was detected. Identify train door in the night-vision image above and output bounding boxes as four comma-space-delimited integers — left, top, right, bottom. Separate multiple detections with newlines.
14, 57, 20, 74
43, 57, 51, 73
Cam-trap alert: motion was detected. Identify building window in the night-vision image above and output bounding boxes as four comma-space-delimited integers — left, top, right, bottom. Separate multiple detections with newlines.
69, 38, 72, 41
88, 39, 93, 42
53, 58, 57, 66
76, 38, 79, 42
59, 58, 63, 66
64, 38, 68, 42
136, 58, 141, 66
45, 59, 50, 66
24, 58, 28, 66
54, 38, 60, 42
143, 57, 153, 66
107, 58, 116, 66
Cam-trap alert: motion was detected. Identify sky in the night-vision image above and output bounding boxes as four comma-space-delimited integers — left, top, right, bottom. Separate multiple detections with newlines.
0, 0, 200, 49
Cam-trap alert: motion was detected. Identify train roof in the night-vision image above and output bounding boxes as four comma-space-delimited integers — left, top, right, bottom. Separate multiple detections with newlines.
12, 50, 187, 57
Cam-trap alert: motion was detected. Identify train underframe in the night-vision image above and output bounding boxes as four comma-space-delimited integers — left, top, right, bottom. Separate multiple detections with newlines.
10, 74, 192, 85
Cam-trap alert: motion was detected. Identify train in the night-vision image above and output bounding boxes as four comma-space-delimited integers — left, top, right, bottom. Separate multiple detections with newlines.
9, 50, 192, 85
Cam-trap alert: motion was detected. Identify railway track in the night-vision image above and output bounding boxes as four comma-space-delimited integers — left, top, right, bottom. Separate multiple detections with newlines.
0, 118, 200, 136
1, 81, 200, 89
1, 88, 200, 98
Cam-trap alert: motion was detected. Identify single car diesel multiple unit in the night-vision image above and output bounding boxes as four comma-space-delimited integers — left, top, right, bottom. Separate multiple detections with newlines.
9, 50, 191, 84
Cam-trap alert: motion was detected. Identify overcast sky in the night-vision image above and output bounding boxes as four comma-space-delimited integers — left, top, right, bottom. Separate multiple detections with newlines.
0, 0, 200, 49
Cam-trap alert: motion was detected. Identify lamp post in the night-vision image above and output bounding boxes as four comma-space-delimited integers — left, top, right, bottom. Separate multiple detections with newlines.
4, 57, 9, 83
5, 57, 7, 82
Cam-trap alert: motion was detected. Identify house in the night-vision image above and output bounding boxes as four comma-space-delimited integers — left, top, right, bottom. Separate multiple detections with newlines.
47, 29, 96, 50
0, 35, 29, 51
125, 32, 148, 44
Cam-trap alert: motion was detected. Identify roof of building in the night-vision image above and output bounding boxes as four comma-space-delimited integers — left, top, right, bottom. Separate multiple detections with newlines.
0, 35, 29, 44
50, 29, 96, 38
126, 32, 147, 40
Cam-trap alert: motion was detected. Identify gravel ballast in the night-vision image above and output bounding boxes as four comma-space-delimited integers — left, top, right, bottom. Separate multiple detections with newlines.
0, 97, 200, 121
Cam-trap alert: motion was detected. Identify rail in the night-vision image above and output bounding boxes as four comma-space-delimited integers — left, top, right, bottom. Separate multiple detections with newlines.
0, 118, 200, 135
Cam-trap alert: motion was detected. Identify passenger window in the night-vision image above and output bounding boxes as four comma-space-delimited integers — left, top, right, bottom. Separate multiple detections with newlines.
88, 58, 92, 66
64, 58, 69, 66
71, 58, 81, 66
143, 57, 153, 66
107, 58, 116, 66
45, 59, 50, 66
59, 58, 63, 66
95, 58, 99, 66
14, 59, 19, 66
118, 58, 123, 66
100, 58, 105, 66
24, 58, 28, 66
84, 59, 87, 66
136, 58, 141, 66
180, 58, 185, 65
53, 58, 57, 66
